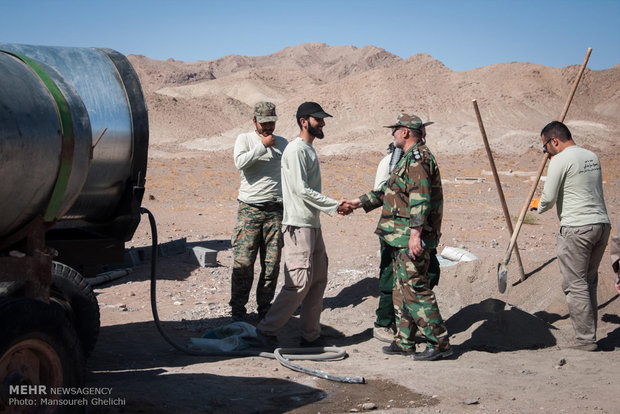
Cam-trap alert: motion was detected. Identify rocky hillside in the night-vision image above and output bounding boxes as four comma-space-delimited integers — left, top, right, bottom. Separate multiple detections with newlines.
127, 43, 620, 157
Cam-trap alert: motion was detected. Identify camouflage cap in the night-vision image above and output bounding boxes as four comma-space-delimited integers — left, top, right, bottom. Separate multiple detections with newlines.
254, 101, 278, 123
384, 113, 433, 130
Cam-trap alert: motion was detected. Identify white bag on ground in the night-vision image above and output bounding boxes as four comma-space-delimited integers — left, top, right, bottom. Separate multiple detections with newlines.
440, 246, 479, 263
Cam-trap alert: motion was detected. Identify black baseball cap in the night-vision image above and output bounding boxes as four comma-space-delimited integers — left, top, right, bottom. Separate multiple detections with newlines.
296, 102, 333, 119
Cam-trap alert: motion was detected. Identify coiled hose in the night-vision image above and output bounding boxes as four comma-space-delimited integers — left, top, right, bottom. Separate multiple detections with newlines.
140, 207, 364, 384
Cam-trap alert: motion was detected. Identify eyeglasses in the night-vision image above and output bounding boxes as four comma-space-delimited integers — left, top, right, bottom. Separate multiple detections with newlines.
542, 137, 552, 154
391, 127, 402, 136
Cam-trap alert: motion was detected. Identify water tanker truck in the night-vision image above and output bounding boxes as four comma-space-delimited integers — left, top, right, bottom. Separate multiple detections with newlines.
0, 43, 148, 408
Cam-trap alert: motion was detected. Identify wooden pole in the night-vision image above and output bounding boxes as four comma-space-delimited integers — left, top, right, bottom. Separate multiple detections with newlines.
473, 99, 526, 281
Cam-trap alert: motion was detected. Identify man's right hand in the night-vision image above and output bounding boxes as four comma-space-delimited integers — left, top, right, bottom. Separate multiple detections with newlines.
261, 134, 276, 147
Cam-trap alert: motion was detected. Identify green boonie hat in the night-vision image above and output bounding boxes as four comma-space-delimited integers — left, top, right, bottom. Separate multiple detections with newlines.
384, 113, 434, 130
254, 101, 278, 123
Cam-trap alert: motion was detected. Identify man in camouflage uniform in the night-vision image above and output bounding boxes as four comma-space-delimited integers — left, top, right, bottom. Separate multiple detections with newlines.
371, 124, 442, 344
230, 102, 288, 321
342, 113, 452, 361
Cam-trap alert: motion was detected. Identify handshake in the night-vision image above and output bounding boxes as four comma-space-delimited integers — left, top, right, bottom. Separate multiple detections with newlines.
337, 198, 362, 216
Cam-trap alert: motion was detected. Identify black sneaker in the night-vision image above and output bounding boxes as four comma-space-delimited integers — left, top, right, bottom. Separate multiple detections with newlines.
256, 330, 279, 351
413, 346, 453, 361
382, 341, 414, 356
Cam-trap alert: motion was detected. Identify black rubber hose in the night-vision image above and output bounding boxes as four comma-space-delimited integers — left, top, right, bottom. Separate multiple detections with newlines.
143, 206, 223, 356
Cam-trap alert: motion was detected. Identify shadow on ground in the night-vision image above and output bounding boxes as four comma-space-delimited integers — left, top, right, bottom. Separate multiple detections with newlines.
92, 239, 231, 288
86, 369, 324, 414
446, 298, 557, 352
323, 277, 378, 310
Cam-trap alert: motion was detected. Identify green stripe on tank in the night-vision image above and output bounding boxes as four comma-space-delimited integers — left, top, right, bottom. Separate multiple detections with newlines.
1, 49, 75, 222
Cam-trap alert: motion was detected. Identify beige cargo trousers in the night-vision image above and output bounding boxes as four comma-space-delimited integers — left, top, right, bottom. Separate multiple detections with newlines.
257, 225, 328, 342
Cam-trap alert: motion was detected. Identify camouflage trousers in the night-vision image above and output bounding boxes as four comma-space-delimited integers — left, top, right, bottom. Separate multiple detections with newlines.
391, 246, 450, 351
375, 239, 441, 328
230, 201, 283, 317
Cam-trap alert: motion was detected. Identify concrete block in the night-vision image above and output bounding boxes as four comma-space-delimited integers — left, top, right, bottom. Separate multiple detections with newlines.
185, 246, 218, 267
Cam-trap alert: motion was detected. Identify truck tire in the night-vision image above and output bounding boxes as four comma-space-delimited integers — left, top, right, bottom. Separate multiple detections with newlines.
50, 262, 100, 358
0, 298, 84, 412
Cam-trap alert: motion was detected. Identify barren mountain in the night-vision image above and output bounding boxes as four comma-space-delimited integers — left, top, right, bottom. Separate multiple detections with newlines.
128, 43, 620, 157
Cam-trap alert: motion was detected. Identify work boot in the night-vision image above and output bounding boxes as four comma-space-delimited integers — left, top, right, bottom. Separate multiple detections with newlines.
373, 326, 395, 343
413, 346, 453, 361
382, 341, 414, 356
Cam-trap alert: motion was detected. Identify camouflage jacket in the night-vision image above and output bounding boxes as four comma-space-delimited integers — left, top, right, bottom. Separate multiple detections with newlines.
359, 143, 443, 248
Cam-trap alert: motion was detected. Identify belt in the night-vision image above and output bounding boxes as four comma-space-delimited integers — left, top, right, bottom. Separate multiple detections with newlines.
241, 200, 283, 209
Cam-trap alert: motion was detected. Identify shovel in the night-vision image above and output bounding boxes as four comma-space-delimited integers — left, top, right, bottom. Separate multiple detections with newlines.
497, 47, 592, 293
497, 155, 548, 292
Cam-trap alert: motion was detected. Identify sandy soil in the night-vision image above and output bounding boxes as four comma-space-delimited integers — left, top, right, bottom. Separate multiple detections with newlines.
84, 146, 620, 413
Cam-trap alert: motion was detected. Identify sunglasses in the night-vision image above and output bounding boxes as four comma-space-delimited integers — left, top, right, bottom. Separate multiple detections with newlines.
391, 127, 403, 136
542, 137, 553, 154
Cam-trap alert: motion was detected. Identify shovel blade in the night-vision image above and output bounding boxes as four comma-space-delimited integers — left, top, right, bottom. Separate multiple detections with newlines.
497, 262, 508, 293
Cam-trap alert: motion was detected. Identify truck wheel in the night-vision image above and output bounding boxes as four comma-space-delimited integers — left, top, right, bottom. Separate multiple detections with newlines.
50, 262, 100, 358
0, 298, 84, 411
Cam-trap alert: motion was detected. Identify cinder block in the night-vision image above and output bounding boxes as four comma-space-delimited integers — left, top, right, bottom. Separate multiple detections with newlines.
185, 246, 218, 267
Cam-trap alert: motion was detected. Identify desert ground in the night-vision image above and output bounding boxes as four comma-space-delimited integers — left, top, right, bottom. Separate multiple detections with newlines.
84, 44, 619, 413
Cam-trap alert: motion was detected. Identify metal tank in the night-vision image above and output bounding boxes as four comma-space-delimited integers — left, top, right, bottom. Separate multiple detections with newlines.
0, 50, 91, 239
0, 43, 148, 266
0, 45, 149, 405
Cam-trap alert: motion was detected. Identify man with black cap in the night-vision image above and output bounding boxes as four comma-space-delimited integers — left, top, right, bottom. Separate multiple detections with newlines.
256, 102, 349, 348
230, 101, 288, 321
341, 113, 452, 361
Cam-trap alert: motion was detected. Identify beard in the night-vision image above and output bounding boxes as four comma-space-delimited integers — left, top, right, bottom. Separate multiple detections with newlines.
308, 123, 324, 139
256, 125, 274, 136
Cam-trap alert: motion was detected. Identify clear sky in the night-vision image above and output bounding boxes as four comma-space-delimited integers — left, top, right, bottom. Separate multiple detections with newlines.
2, 0, 618, 71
